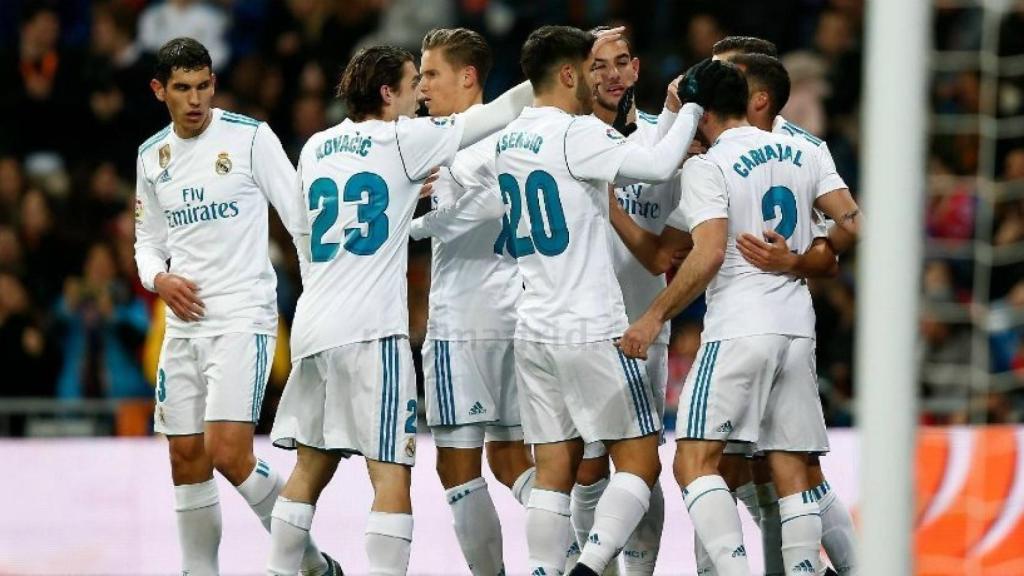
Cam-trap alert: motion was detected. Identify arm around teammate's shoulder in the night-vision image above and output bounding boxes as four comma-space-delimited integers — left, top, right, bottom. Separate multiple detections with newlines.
814, 187, 861, 254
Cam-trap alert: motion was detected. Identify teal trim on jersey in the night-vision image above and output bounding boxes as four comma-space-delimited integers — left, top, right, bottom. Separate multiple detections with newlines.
436, 340, 455, 425
221, 116, 260, 128
686, 344, 712, 437
379, 336, 399, 462
257, 335, 269, 420
250, 334, 268, 423
695, 342, 720, 438
379, 339, 389, 460
781, 121, 823, 147
628, 356, 655, 433
442, 341, 456, 425
618, 350, 653, 435
637, 110, 659, 125
138, 125, 172, 154
220, 111, 261, 126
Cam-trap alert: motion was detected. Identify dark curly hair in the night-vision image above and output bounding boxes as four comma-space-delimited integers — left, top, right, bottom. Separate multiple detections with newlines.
337, 45, 415, 121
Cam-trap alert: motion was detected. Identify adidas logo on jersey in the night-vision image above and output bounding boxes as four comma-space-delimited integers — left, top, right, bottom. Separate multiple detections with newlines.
792, 559, 816, 573
157, 169, 172, 183
731, 545, 746, 558
716, 420, 734, 434
469, 402, 486, 416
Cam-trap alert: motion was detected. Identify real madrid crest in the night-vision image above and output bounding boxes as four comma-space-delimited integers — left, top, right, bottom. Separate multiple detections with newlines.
215, 152, 232, 175
404, 437, 416, 458
158, 144, 171, 169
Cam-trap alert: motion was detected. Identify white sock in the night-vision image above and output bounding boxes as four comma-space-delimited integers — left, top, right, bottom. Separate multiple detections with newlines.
237, 459, 328, 576
756, 483, 784, 576
447, 477, 504, 576
174, 479, 222, 576
684, 475, 750, 576
527, 489, 573, 575
571, 478, 608, 555
268, 497, 315, 576
778, 492, 822, 575
365, 511, 413, 576
622, 479, 663, 576
579, 473, 650, 574
512, 467, 537, 507
694, 531, 717, 576
735, 482, 761, 525
815, 482, 856, 574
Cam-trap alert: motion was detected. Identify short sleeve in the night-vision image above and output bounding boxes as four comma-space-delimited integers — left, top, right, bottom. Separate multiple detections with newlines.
815, 142, 847, 198
395, 115, 467, 181
564, 116, 635, 183
677, 157, 728, 231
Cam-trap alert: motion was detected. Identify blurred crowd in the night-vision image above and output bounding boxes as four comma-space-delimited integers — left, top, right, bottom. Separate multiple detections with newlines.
0, 0, 1021, 435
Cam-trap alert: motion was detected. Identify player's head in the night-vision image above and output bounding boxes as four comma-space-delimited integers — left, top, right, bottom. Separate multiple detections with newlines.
150, 37, 216, 136
711, 36, 778, 61
730, 53, 790, 128
589, 26, 639, 113
338, 45, 418, 122
419, 27, 492, 116
695, 61, 749, 145
521, 25, 596, 114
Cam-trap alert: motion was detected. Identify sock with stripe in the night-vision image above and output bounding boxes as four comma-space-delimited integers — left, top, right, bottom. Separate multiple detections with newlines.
815, 482, 857, 574
578, 473, 650, 574
778, 492, 822, 576
268, 498, 315, 575
622, 477, 663, 576
527, 489, 574, 576
757, 483, 785, 576
175, 479, 222, 576
570, 478, 608, 562
684, 475, 750, 576
512, 466, 536, 507
447, 477, 504, 576
365, 511, 413, 576
237, 459, 329, 576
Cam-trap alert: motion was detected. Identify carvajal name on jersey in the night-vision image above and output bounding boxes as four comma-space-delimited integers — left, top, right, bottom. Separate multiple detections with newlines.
733, 143, 804, 178
495, 131, 543, 155
164, 186, 240, 229
315, 132, 373, 161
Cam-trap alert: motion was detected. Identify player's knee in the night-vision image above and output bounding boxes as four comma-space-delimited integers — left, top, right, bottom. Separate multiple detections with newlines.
575, 457, 610, 486
208, 445, 254, 484
168, 437, 212, 483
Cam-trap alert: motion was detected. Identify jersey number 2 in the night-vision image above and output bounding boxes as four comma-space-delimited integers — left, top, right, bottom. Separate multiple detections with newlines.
309, 173, 390, 262
761, 185, 797, 240
494, 170, 569, 257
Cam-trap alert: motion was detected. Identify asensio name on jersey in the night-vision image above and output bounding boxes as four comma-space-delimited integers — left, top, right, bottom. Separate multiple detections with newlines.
672, 126, 847, 342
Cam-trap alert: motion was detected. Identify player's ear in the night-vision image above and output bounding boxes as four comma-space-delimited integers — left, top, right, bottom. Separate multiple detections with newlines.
210, 72, 217, 93
150, 78, 165, 102
380, 84, 394, 106
754, 91, 769, 113
630, 57, 639, 77
462, 65, 476, 89
559, 63, 576, 89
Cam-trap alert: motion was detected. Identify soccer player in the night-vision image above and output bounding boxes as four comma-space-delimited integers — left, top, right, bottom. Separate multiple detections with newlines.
492, 25, 705, 576
265, 44, 534, 576
410, 27, 537, 575
575, 28, 694, 576
133, 38, 339, 576
618, 60, 860, 576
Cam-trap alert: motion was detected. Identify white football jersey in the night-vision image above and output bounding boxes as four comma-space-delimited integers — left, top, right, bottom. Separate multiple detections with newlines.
672, 126, 846, 341
289, 115, 464, 359
494, 106, 642, 344
609, 111, 679, 345
134, 108, 303, 338
411, 132, 521, 341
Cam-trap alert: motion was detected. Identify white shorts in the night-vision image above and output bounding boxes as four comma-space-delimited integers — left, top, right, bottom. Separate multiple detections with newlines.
271, 336, 418, 465
432, 423, 525, 449
154, 333, 274, 436
676, 335, 828, 453
582, 342, 669, 459
516, 339, 661, 446
423, 339, 520, 428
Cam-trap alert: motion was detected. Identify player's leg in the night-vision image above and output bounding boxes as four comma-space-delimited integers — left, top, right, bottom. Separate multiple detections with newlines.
204, 333, 331, 575
622, 342, 670, 576
483, 338, 538, 503
364, 459, 414, 576
570, 451, 613, 572
267, 444, 341, 576
809, 457, 857, 575
751, 457, 784, 576
693, 446, 759, 576
485, 437, 535, 497
157, 337, 221, 576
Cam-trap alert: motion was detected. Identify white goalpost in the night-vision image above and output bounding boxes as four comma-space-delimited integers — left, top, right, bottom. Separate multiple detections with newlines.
856, 0, 931, 573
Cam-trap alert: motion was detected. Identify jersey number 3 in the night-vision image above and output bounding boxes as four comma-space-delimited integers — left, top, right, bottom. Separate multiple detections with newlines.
761, 185, 797, 240
309, 173, 390, 261
495, 170, 569, 257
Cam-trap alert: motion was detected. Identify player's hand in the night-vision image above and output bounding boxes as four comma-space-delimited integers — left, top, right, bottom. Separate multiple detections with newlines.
737, 229, 798, 273
670, 248, 690, 269
155, 273, 205, 322
677, 59, 729, 109
612, 86, 637, 137
617, 315, 661, 359
665, 75, 683, 113
419, 167, 441, 199
591, 26, 626, 56
687, 139, 707, 157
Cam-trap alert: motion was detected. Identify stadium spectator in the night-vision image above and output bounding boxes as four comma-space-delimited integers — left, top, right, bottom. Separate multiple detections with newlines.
137, 0, 231, 71
0, 273, 54, 398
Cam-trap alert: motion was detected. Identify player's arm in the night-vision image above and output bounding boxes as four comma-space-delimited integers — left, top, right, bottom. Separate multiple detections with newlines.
456, 81, 534, 150
133, 156, 204, 321
815, 187, 861, 254
410, 168, 504, 242
608, 186, 692, 274
620, 217, 727, 359
736, 233, 838, 278
251, 123, 307, 239
612, 102, 702, 183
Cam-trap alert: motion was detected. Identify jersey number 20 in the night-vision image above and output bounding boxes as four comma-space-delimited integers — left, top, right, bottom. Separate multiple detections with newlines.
761, 185, 797, 240
309, 173, 390, 261
495, 170, 569, 257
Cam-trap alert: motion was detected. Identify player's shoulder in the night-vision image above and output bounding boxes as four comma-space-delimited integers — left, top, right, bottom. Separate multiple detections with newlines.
138, 123, 172, 157
772, 115, 825, 148
636, 109, 660, 126
218, 109, 262, 130
571, 113, 628, 146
